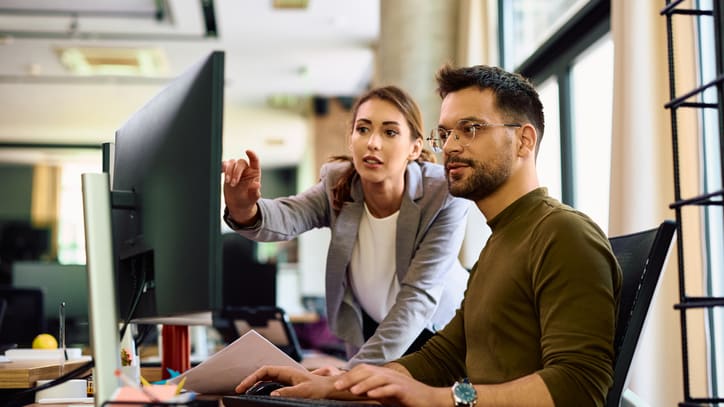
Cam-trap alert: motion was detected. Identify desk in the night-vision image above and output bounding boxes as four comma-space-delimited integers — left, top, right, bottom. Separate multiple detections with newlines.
0, 353, 344, 389
0, 359, 90, 389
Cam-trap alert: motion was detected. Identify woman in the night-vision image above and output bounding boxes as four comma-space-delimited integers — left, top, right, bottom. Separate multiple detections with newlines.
221, 85, 469, 367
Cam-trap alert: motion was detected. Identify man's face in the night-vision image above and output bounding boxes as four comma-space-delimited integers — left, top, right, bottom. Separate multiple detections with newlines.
439, 88, 516, 201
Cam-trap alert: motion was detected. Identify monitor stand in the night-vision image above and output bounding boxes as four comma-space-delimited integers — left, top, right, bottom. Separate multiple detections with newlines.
82, 173, 120, 407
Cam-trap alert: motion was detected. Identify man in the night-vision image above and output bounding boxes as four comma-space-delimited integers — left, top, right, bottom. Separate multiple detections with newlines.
235, 64, 622, 407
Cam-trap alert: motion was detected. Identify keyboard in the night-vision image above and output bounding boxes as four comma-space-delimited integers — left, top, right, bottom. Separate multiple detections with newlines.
222, 395, 387, 407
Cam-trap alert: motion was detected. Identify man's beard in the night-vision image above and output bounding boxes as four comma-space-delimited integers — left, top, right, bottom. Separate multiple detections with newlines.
446, 153, 512, 201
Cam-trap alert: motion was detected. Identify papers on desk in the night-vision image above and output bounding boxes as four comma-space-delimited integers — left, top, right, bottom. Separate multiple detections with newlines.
168, 329, 306, 394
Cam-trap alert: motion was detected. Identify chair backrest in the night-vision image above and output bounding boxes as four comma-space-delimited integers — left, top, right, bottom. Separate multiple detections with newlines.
0, 297, 6, 333
214, 305, 304, 362
0, 286, 46, 348
222, 232, 277, 308
605, 220, 676, 407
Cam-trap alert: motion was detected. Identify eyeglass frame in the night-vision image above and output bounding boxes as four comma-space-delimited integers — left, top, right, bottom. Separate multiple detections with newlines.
426, 119, 522, 152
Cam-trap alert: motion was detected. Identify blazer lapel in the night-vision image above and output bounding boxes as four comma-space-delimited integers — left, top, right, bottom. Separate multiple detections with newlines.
325, 182, 364, 333
395, 163, 423, 281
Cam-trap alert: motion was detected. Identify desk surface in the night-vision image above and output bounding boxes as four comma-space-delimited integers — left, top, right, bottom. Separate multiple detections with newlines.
0, 359, 90, 389
0, 352, 344, 390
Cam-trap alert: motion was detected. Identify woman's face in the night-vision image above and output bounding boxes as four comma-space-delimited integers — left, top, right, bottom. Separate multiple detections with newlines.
349, 98, 422, 187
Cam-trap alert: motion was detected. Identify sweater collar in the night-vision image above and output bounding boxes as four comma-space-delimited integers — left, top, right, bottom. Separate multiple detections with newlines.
487, 187, 548, 232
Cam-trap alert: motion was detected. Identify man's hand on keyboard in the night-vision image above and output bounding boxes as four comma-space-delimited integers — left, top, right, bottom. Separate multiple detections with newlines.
333, 363, 449, 407
236, 365, 341, 399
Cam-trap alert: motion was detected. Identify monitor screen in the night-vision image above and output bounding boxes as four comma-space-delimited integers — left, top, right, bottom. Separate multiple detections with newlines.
11, 261, 90, 345
110, 51, 224, 322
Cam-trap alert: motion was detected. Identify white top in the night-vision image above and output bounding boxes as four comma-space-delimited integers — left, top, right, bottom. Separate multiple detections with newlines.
349, 203, 401, 323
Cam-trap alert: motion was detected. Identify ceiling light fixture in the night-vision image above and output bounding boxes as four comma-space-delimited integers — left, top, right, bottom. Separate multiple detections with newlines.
55, 46, 168, 76
272, 0, 309, 10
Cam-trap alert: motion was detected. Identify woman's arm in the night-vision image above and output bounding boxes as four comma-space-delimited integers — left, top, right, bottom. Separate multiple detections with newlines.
231, 168, 334, 241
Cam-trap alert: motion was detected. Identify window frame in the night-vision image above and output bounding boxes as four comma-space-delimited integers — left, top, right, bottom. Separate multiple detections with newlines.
499, 0, 610, 206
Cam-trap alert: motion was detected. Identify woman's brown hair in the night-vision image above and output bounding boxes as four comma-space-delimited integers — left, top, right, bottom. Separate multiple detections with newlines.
330, 85, 435, 214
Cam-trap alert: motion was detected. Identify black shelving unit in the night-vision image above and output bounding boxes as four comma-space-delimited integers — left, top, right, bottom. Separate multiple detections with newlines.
662, 0, 724, 405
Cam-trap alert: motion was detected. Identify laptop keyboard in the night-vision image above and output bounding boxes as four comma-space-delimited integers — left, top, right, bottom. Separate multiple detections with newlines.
222, 394, 386, 407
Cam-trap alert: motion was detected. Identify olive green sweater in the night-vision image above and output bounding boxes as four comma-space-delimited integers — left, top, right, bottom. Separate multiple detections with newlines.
396, 188, 621, 407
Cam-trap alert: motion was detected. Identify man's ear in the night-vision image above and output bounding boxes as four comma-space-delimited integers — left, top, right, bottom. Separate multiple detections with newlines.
518, 124, 537, 158
408, 137, 423, 161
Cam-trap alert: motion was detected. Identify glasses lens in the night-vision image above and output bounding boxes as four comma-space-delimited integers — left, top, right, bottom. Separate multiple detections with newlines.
456, 120, 477, 145
427, 135, 442, 152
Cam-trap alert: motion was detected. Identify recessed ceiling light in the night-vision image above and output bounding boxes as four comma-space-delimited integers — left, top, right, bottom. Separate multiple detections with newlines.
272, 0, 309, 9
55, 46, 168, 76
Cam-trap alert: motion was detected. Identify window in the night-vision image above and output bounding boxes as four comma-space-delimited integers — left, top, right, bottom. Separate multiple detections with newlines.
57, 160, 100, 264
500, 0, 590, 71
696, 0, 723, 394
536, 77, 563, 201
500, 0, 611, 232
570, 34, 613, 233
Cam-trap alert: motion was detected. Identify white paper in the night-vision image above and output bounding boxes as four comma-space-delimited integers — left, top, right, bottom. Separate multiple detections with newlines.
168, 330, 306, 394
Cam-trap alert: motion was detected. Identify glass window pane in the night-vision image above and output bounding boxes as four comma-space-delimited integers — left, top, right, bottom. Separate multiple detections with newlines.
697, 0, 723, 393
502, 0, 590, 70
57, 156, 101, 264
570, 34, 613, 234
536, 77, 562, 201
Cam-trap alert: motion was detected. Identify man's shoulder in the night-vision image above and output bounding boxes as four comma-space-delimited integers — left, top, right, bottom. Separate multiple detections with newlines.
536, 202, 607, 243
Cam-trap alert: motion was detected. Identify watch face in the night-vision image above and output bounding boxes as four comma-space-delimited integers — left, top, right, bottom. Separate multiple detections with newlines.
453, 380, 477, 404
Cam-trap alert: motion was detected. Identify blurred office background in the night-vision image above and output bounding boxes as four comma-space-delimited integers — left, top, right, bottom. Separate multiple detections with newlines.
0, 0, 721, 405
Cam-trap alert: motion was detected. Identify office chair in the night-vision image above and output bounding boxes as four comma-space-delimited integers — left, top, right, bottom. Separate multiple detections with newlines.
214, 305, 304, 362
605, 220, 676, 407
0, 286, 46, 348
222, 232, 277, 308
0, 297, 6, 333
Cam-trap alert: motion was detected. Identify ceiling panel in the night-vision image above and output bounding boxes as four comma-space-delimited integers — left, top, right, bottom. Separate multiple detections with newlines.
0, 0, 379, 167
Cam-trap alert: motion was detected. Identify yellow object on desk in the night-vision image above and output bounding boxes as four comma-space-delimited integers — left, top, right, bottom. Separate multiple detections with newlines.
31, 333, 58, 350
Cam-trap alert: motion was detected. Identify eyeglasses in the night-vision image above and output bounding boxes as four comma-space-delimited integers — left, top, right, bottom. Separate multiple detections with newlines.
426, 119, 522, 152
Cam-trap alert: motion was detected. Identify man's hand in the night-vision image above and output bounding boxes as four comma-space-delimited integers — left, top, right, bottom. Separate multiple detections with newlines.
222, 149, 262, 225
235, 365, 339, 399
334, 364, 449, 407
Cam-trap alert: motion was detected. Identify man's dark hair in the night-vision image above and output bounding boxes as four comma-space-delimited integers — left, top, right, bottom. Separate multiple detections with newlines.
435, 64, 545, 155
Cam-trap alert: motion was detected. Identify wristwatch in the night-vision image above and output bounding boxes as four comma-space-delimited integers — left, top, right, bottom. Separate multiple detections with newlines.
451, 378, 477, 407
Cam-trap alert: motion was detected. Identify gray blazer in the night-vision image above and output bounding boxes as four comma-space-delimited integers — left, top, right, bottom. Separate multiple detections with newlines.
234, 160, 469, 366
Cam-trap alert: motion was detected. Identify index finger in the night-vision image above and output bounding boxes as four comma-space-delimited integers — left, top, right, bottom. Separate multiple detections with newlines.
234, 365, 298, 394
235, 366, 270, 393
245, 149, 260, 170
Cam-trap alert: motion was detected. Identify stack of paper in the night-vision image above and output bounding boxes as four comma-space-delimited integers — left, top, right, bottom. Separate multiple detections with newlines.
168, 330, 306, 394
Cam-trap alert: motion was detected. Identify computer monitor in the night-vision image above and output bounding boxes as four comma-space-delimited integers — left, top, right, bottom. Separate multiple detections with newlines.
12, 261, 88, 320
11, 261, 89, 345
110, 50, 224, 323
82, 51, 225, 405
